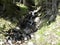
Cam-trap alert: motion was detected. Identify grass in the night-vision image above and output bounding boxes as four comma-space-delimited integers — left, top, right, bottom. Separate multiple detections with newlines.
33, 15, 60, 45
16, 3, 29, 16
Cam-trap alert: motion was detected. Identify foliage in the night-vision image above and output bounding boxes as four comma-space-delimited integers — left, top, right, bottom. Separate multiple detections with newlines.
0, 0, 60, 45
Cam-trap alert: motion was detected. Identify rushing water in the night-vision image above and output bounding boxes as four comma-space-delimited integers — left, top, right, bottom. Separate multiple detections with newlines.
3, 8, 41, 45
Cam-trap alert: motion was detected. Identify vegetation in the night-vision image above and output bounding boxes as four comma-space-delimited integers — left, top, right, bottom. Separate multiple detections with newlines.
0, 0, 60, 45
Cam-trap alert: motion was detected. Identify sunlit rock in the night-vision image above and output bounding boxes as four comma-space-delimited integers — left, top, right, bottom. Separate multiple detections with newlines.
58, 9, 60, 12
38, 13, 41, 16
0, 24, 3, 28
8, 22, 11, 25
24, 37, 28, 41
0, 41, 4, 45
17, 41, 21, 44
34, 17, 40, 23
28, 41, 34, 45
20, 44, 23, 45
15, 26, 20, 30
30, 34, 34, 38
25, 40, 28, 43
8, 40, 12, 45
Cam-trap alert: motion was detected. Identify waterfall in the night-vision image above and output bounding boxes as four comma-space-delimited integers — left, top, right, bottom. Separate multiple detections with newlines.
3, 6, 41, 45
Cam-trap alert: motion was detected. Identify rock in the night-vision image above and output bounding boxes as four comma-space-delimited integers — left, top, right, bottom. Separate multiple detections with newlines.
15, 26, 20, 30
28, 41, 34, 45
